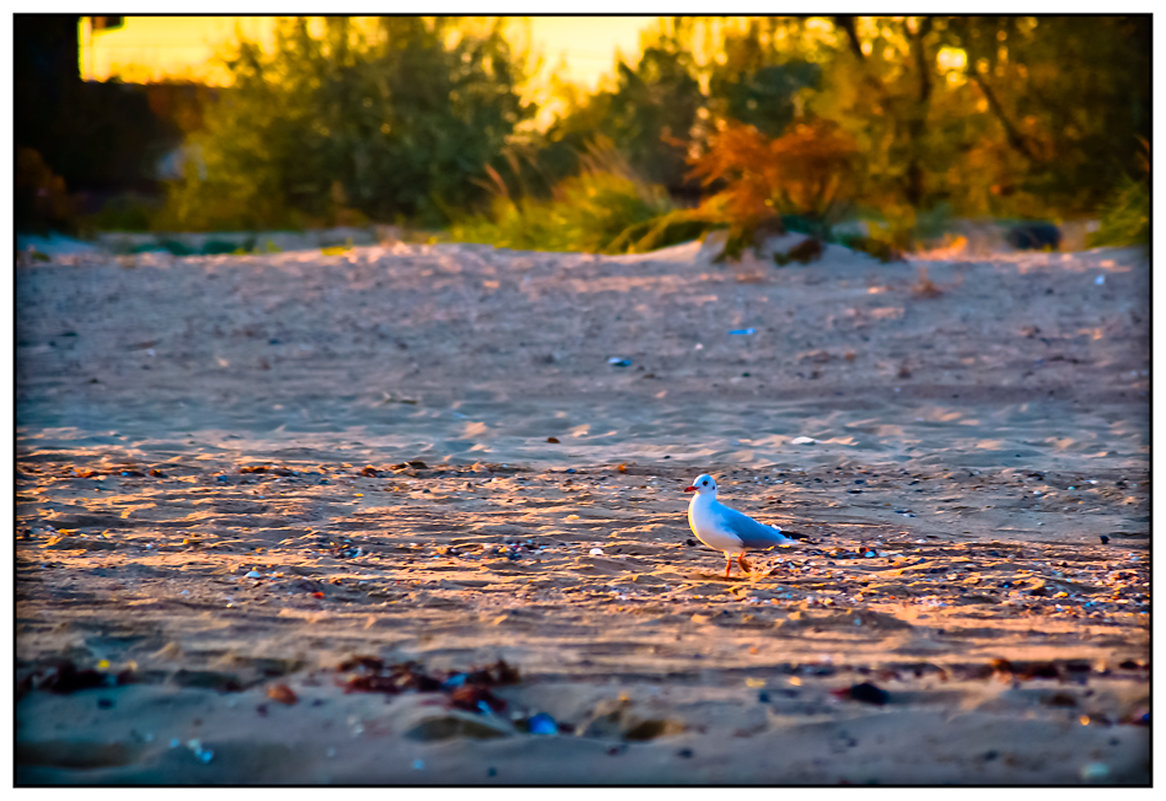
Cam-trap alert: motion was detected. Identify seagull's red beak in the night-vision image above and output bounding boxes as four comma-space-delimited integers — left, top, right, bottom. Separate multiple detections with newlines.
684, 485, 697, 492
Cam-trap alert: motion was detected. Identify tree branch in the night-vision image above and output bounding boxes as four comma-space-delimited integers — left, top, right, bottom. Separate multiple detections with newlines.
834, 16, 865, 61
905, 16, 934, 205
969, 71, 1039, 164
912, 16, 933, 104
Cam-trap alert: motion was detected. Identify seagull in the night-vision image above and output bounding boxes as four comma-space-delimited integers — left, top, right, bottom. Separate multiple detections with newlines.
685, 473, 799, 578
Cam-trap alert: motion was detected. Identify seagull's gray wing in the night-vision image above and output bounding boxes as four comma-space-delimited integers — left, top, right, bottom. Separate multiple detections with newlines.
715, 505, 793, 549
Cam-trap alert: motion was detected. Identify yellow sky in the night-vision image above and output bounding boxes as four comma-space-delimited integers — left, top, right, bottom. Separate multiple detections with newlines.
80, 16, 656, 91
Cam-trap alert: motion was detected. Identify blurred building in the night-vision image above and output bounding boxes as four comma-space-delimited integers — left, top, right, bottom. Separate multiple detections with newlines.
15, 15, 216, 231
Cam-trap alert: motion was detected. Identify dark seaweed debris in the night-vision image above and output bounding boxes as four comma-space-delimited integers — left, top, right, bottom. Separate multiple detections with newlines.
239, 464, 296, 475
338, 657, 519, 712
21, 660, 135, 696
448, 685, 507, 714
989, 658, 1092, 681
831, 681, 889, 705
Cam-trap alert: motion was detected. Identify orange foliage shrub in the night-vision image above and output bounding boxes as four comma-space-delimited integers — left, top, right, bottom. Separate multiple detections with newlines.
688, 119, 859, 226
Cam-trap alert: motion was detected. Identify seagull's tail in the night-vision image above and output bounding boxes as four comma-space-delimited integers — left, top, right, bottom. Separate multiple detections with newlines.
776, 528, 812, 542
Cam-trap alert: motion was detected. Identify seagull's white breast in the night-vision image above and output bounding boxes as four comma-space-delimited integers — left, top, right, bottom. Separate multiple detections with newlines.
687, 496, 746, 554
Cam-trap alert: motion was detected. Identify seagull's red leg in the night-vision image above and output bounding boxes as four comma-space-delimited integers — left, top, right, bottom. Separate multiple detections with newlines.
738, 553, 751, 575
724, 555, 732, 579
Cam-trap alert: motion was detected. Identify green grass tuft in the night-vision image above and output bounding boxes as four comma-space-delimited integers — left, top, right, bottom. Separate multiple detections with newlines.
1088, 176, 1149, 248
448, 170, 673, 254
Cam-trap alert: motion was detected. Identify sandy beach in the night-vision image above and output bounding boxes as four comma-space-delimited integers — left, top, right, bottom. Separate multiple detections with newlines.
14, 236, 1150, 784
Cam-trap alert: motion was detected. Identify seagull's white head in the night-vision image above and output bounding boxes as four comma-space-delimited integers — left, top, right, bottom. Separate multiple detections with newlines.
684, 473, 717, 495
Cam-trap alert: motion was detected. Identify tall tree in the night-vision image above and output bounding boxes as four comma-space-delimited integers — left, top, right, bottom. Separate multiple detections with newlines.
943, 15, 1150, 212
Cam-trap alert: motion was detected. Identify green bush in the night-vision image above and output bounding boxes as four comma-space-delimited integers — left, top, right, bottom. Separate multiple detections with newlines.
162, 18, 530, 231
1088, 175, 1149, 248
83, 193, 161, 232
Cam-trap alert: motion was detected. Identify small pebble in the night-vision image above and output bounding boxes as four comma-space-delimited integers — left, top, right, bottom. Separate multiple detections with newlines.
528, 713, 558, 735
